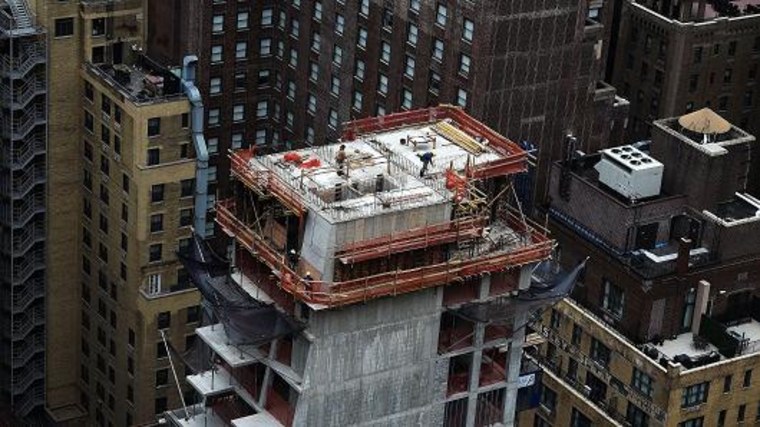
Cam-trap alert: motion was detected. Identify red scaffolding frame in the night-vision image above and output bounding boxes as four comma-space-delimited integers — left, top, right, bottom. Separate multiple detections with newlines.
217, 200, 552, 309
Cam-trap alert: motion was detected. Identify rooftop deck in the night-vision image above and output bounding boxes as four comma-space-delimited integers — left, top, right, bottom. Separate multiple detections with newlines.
84, 55, 184, 105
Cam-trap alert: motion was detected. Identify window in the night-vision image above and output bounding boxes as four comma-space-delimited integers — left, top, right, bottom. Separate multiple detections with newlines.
631, 368, 653, 397
147, 118, 161, 137
256, 101, 268, 118
357, 27, 368, 48
261, 8, 273, 26
728, 41, 737, 56
432, 39, 444, 62
237, 11, 249, 29
429, 72, 441, 94
463, 19, 474, 42
355, 59, 366, 81
679, 417, 703, 427
718, 410, 726, 427
260, 38, 272, 56
550, 309, 561, 328
723, 374, 732, 392
209, 77, 221, 95
233, 104, 245, 121
156, 342, 168, 359
456, 88, 468, 107
84, 111, 93, 132
231, 133, 243, 149
540, 384, 556, 412
401, 89, 413, 109
380, 41, 391, 63
335, 13, 345, 35
212, 14, 224, 32
235, 41, 248, 59
571, 408, 591, 427
571, 324, 582, 345
179, 178, 195, 197
150, 214, 163, 233
436, 3, 448, 26
147, 148, 160, 166
151, 184, 164, 202
724, 68, 733, 83
404, 56, 416, 78
738, 404, 746, 422
459, 54, 471, 75
377, 74, 389, 95
693, 46, 703, 64
328, 109, 339, 129
602, 279, 625, 318
55, 17, 74, 37
333, 45, 343, 65
682, 288, 696, 331
149, 244, 162, 262
681, 382, 709, 407
353, 91, 363, 111
744, 369, 752, 387
157, 311, 171, 329
208, 108, 220, 125
187, 306, 200, 323
626, 402, 649, 427
406, 23, 420, 47
211, 45, 222, 63
590, 338, 610, 367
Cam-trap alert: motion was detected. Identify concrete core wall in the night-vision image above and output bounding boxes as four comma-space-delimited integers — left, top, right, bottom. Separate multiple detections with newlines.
295, 288, 446, 426
299, 202, 452, 281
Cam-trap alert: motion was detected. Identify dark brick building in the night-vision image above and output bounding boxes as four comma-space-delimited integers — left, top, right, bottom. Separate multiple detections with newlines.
547, 109, 760, 342
146, 0, 628, 213
609, 0, 760, 143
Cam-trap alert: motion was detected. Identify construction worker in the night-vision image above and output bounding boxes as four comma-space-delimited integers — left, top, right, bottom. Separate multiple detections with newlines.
335, 144, 347, 175
303, 271, 314, 294
288, 249, 299, 270
417, 151, 435, 177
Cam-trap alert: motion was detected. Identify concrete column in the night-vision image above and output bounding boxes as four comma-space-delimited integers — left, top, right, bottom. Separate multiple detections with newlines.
258, 339, 280, 408
691, 280, 711, 335
502, 301, 528, 426
464, 275, 491, 427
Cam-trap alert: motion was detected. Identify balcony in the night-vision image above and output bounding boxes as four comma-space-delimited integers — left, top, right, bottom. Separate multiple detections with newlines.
217, 200, 552, 309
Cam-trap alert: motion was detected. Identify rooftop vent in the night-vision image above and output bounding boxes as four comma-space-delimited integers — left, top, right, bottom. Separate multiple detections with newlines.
595, 145, 664, 200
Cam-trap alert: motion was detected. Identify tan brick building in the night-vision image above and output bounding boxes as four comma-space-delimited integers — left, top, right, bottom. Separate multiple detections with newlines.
518, 110, 760, 427
25, 1, 202, 425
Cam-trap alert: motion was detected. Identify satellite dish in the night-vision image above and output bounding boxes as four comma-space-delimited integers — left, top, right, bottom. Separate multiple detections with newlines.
678, 108, 731, 136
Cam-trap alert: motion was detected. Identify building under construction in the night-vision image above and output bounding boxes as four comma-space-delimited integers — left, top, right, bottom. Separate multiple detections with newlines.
167, 106, 556, 426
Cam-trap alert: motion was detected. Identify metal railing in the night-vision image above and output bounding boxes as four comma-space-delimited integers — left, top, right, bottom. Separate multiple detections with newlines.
217, 199, 552, 308
4, 276, 44, 313
12, 219, 45, 253
0, 75, 45, 109
11, 190, 44, 223
7, 133, 45, 169
11, 248, 44, 283
0, 43, 45, 77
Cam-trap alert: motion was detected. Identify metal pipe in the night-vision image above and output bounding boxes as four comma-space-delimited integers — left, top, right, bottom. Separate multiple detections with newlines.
181, 55, 209, 238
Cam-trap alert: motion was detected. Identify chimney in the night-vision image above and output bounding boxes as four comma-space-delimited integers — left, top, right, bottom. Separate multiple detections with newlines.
691, 280, 711, 336
676, 237, 691, 275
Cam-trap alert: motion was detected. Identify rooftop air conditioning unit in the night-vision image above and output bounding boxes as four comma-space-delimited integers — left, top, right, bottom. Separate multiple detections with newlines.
595, 145, 664, 200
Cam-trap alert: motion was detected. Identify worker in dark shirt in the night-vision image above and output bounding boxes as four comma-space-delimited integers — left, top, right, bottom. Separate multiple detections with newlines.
418, 151, 435, 177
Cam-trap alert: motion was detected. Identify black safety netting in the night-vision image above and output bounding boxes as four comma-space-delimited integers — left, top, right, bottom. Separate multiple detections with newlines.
177, 236, 305, 348
452, 258, 587, 325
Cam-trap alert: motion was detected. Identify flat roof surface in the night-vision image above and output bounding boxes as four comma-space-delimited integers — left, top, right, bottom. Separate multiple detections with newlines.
249, 120, 507, 223
727, 319, 760, 343
232, 413, 283, 427
653, 331, 720, 360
